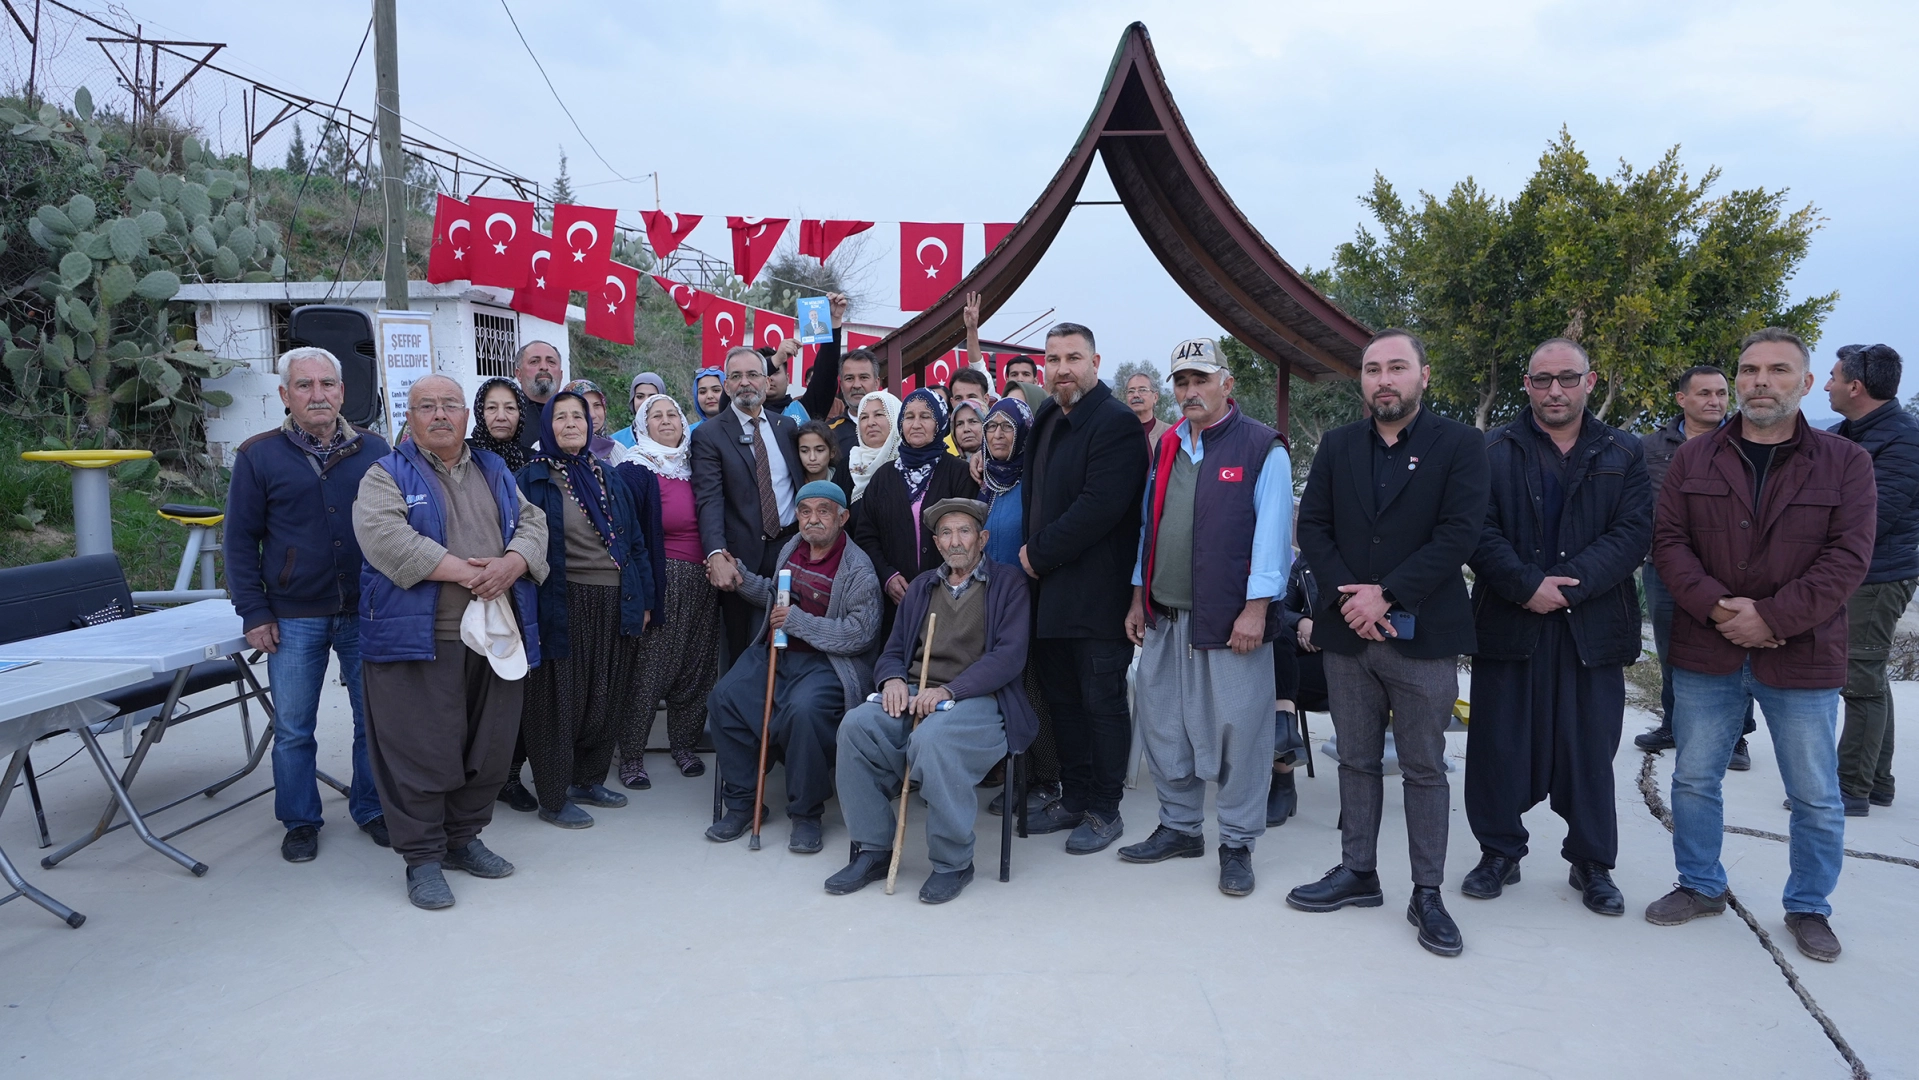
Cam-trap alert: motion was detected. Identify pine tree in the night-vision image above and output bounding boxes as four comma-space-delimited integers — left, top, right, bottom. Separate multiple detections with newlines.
552, 146, 574, 206
284, 121, 308, 174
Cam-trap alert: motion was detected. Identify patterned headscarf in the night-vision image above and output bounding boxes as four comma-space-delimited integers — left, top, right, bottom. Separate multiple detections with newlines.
626, 393, 691, 481
533, 391, 622, 565
895, 387, 950, 503
846, 390, 902, 502
466, 376, 529, 471
980, 395, 1032, 506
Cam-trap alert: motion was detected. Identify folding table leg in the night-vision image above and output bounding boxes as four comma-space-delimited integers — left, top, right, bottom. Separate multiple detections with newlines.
999, 752, 1019, 883
0, 844, 85, 928
41, 710, 208, 876
22, 749, 52, 848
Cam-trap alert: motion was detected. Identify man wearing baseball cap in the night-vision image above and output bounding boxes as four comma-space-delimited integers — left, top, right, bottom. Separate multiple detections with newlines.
1120, 338, 1292, 897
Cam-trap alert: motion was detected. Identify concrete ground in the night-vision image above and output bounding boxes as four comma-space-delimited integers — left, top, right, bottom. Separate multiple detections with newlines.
2, 664, 1915, 1079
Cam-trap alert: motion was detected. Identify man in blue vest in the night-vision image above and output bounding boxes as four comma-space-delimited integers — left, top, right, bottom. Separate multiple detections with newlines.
1119, 338, 1292, 897
352, 374, 549, 911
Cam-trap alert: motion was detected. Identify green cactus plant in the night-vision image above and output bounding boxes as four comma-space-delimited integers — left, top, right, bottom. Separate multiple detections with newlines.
1, 88, 287, 445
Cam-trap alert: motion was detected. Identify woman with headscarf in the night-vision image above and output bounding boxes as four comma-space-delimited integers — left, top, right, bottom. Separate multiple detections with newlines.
610, 371, 666, 453
950, 398, 986, 458
611, 393, 722, 788
845, 389, 902, 503
514, 391, 655, 829
561, 378, 629, 464
467, 377, 531, 472
854, 387, 979, 624
688, 367, 725, 431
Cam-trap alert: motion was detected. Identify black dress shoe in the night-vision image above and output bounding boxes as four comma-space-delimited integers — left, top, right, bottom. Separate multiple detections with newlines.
1407, 886, 1463, 956
1117, 825, 1205, 863
497, 779, 538, 813
1869, 788, 1894, 808
1218, 844, 1254, 897
566, 783, 628, 808
1065, 809, 1123, 854
1023, 799, 1081, 835
825, 847, 890, 895
1728, 737, 1752, 772
358, 816, 391, 848
1286, 865, 1384, 912
1266, 769, 1297, 827
1569, 861, 1624, 916
919, 863, 975, 904
1460, 853, 1521, 899
788, 816, 823, 854
1634, 726, 1676, 752
281, 825, 319, 863
704, 806, 767, 843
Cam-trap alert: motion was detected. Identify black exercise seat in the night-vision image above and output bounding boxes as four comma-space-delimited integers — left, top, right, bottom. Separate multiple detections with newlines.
158, 503, 223, 519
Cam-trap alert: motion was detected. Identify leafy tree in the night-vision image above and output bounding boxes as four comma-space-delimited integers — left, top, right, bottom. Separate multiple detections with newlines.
1217, 336, 1363, 487
551, 147, 573, 206
1311, 129, 1834, 430
284, 121, 307, 175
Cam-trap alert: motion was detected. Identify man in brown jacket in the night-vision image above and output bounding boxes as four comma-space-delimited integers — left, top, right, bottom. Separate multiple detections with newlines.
1647, 328, 1876, 963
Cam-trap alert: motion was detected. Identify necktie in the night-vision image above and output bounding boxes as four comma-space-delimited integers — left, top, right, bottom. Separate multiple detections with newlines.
751, 416, 780, 539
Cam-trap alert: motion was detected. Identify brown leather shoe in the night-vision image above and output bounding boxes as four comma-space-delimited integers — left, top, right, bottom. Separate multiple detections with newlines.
1644, 884, 1727, 926
1784, 912, 1841, 962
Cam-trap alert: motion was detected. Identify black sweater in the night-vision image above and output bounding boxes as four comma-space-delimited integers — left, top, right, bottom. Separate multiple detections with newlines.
854, 455, 980, 590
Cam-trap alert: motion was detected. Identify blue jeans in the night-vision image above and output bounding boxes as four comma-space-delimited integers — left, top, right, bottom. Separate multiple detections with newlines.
267, 615, 381, 830
1670, 660, 1845, 915
1643, 563, 1675, 725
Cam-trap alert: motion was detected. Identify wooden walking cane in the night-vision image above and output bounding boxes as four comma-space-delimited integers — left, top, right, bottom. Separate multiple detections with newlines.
885, 610, 939, 894
749, 569, 792, 851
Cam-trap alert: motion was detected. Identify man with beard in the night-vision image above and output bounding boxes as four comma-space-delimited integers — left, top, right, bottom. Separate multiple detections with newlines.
512, 341, 562, 454
1285, 329, 1489, 958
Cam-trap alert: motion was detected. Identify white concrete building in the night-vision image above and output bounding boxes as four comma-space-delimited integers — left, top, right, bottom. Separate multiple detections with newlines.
183, 280, 579, 466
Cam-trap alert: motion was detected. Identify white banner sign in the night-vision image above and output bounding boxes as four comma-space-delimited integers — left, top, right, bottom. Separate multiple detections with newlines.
376, 310, 435, 436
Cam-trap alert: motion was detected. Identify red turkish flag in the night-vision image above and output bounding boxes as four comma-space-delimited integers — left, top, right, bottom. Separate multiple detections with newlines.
847, 331, 881, 351
640, 210, 702, 260
551, 203, 617, 290
899, 222, 963, 311
509, 232, 568, 324
585, 261, 639, 345
700, 293, 748, 367
467, 196, 535, 289
984, 222, 1016, 253
651, 275, 704, 327
427, 195, 472, 283
798, 219, 874, 262
726, 217, 789, 285
753, 308, 799, 384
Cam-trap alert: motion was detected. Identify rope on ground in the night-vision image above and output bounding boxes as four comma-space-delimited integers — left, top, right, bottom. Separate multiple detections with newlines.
1718, 823, 1919, 871
1637, 752, 1872, 1080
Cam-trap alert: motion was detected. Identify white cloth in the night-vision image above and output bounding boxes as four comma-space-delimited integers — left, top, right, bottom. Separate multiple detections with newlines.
846, 390, 902, 502
732, 402, 796, 527
624, 393, 692, 481
459, 596, 528, 681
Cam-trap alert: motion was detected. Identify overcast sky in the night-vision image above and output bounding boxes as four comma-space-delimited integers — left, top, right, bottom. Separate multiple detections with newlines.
63, 0, 1919, 413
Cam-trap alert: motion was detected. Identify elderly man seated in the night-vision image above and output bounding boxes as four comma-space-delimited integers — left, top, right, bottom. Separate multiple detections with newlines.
827, 498, 1036, 904
705, 481, 882, 853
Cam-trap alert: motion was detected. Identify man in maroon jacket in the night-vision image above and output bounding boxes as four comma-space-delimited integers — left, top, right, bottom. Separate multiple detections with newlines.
1647, 327, 1876, 964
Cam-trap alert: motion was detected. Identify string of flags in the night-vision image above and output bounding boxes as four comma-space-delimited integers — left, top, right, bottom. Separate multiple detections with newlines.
425, 195, 1019, 350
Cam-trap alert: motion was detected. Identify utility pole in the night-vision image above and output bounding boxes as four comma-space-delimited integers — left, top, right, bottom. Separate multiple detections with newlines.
373, 0, 407, 310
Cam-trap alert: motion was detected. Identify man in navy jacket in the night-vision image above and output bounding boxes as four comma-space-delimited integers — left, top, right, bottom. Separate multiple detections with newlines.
225, 347, 390, 863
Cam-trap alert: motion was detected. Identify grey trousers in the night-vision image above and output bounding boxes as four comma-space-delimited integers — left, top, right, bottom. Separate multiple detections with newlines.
362, 641, 522, 868
1324, 643, 1456, 886
1135, 610, 1276, 847
1839, 577, 1915, 800
837, 696, 1007, 873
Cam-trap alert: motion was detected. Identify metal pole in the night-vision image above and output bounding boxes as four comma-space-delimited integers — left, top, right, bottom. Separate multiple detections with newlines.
69, 467, 112, 557
26, 0, 39, 110
373, 0, 407, 311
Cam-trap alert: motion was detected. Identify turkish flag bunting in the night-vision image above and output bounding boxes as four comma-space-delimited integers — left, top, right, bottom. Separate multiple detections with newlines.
551, 203, 617, 291
585, 261, 640, 345
651, 274, 705, 327
798, 219, 874, 262
726, 217, 789, 285
699, 292, 748, 367
899, 222, 964, 311
467, 196, 535, 289
984, 222, 1016, 253
509, 232, 568, 324
640, 210, 702, 261
752, 307, 798, 385
426, 194, 472, 284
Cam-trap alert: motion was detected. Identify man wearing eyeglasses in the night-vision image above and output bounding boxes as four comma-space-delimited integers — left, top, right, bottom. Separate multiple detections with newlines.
1463, 339, 1652, 918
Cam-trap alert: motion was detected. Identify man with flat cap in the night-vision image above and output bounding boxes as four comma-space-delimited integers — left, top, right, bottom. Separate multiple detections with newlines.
828, 497, 1037, 904
705, 480, 883, 853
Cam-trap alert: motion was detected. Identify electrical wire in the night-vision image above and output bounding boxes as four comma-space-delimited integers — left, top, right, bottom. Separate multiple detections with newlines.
498, 0, 646, 186
282, 14, 374, 299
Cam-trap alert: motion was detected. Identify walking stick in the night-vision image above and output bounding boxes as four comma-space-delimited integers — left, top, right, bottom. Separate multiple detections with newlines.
886, 610, 939, 894
749, 569, 792, 851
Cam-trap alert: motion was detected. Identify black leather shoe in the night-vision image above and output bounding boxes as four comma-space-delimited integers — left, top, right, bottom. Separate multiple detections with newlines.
1023, 799, 1081, 835
825, 847, 891, 895
919, 863, 975, 904
1569, 861, 1624, 916
788, 816, 823, 854
566, 783, 628, 808
1117, 825, 1205, 863
1218, 844, 1254, 897
1728, 738, 1752, 772
1266, 769, 1297, 827
1286, 865, 1384, 912
497, 778, 538, 812
406, 863, 454, 910
1065, 809, 1124, 855
704, 806, 767, 843
1869, 788, 1894, 808
1633, 726, 1676, 752
988, 781, 1061, 817
444, 839, 514, 878
358, 816, 390, 848
1460, 853, 1521, 899
281, 825, 319, 863
1407, 886, 1463, 956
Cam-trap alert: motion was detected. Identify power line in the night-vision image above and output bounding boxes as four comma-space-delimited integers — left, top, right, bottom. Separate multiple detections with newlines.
282, 14, 373, 298
498, 0, 650, 187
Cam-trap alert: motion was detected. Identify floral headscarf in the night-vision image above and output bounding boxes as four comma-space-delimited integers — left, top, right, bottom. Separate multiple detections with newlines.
626, 393, 691, 481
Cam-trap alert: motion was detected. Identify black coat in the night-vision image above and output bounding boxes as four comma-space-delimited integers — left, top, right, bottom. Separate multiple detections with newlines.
610, 462, 670, 629
1469, 413, 1652, 666
1280, 556, 1321, 648
1831, 400, 1919, 584
1020, 380, 1148, 640
854, 455, 980, 589
689, 405, 804, 574
1297, 408, 1489, 660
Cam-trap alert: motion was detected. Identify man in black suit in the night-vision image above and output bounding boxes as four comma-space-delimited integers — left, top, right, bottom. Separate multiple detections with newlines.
1284, 329, 1490, 959
1018, 322, 1150, 855
692, 346, 805, 660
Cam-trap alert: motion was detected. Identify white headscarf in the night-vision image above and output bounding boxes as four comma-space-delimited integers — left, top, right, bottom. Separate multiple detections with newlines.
846, 389, 902, 502
626, 393, 692, 481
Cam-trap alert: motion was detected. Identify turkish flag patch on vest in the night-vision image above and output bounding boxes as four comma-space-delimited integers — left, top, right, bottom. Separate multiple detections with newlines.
1218, 466, 1243, 482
